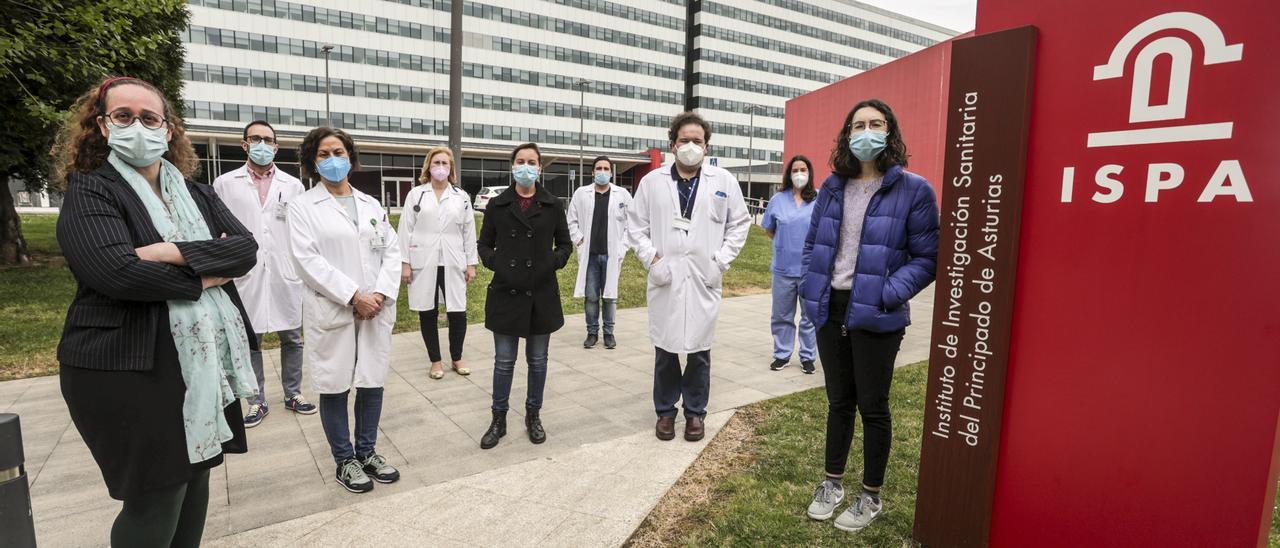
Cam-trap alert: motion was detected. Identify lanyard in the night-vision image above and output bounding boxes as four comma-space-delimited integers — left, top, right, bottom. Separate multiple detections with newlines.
678, 175, 699, 219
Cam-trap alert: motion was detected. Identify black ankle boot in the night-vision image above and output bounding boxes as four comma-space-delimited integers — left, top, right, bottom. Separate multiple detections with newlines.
480, 410, 506, 449
525, 406, 546, 444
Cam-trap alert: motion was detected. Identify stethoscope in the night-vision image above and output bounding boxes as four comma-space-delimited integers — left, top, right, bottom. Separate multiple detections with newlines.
413, 184, 456, 214
412, 190, 426, 213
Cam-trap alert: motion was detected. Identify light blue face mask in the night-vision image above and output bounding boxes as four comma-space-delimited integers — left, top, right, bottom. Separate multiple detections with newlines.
512, 164, 539, 188
107, 121, 169, 167
848, 130, 888, 162
593, 171, 611, 186
248, 142, 276, 166
318, 156, 351, 184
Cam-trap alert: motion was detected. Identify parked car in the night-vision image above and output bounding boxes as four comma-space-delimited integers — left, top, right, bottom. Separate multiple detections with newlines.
473, 186, 507, 211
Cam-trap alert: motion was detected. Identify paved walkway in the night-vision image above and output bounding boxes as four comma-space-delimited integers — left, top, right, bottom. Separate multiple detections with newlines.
4, 287, 934, 547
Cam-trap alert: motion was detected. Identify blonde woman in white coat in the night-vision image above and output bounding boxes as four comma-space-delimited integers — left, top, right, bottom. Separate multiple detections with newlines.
567, 155, 632, 349
287, 127, 401, 494
397, 147, 478, 380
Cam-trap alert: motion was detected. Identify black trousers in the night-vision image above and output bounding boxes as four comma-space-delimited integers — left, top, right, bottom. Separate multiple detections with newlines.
419, 265, 467, 362
815, 289, 904, 488
653, 348, 711, 418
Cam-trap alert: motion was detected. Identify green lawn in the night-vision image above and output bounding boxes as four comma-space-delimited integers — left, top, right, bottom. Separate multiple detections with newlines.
1273, 485, 1279, 547
644, 363, 1280, 547
2, 213, 774, 379
651, 361, 929, 547
386, 213, 773, 334
20, 213, 61, 256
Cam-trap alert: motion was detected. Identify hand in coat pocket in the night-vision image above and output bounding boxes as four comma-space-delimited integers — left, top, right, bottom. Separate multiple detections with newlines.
649, 257, 673, 287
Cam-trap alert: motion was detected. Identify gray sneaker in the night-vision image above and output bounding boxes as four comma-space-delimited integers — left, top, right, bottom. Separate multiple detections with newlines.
335, 458, 373, 493
806, 479, 845, 520
359, 453, 400, 483
834, 490, 882, 532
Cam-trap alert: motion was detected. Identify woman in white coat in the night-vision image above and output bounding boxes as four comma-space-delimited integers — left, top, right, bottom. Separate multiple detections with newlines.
398, 146, 478, 380
627, 112, 751, 443
287, 127, 401, 494
566, 156, 632, 349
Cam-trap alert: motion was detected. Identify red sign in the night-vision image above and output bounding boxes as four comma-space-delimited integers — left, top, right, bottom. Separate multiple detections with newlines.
975, 1, 1280, 546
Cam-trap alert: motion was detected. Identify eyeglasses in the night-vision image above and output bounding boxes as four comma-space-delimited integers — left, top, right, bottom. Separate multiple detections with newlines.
102, 109, 167, 130
850, 119, 888, 131
245, 135, 277, 145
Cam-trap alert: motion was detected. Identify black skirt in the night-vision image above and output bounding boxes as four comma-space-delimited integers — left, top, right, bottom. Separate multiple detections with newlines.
60, 319, 247, 501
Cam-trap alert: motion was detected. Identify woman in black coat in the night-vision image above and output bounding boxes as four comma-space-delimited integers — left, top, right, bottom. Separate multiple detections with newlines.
53, 76, 259, 547
476, 142, 572, 449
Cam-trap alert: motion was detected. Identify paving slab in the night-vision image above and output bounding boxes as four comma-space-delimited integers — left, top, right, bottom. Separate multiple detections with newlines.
9, 287, 933, 547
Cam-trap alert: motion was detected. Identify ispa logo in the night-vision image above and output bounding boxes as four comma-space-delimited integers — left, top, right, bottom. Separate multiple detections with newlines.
1060, 12, 1254, 204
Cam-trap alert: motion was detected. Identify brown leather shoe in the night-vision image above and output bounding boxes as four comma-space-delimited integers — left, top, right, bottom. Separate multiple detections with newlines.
655, 416, 676, 441
684, 416, 705, 441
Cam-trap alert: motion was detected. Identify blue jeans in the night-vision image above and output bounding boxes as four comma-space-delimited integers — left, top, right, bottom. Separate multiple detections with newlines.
771, 275, 817, 362
318, 387, 383, 463
654, 348, 710, 418
492, 333, 550, 412
584, 253, 616, 336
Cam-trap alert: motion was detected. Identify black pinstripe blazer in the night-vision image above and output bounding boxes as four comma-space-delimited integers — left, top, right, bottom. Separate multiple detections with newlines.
56, 163, 260, 371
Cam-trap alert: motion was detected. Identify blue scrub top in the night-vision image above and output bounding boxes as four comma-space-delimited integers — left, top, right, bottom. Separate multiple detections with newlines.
761, 191, 816, 278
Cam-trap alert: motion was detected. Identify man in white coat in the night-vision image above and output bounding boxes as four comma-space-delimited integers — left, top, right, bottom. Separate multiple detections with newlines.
627, 112, 751, 442
213, 120, 314, 427
567, 156, 633, 349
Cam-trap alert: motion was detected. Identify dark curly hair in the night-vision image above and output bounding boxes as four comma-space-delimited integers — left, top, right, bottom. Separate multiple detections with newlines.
829, 99, 908, 179
781, 155, 817, 202
667, 111, 712, 146
299, 127, 360, 183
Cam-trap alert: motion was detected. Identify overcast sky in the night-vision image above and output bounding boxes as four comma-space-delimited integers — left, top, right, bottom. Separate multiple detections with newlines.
857, 0, 977, 34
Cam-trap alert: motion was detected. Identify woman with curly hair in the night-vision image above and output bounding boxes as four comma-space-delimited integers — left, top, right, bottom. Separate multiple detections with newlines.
53, 76, 260, 547
799, 99, 939, 533
286, 126, 403, 493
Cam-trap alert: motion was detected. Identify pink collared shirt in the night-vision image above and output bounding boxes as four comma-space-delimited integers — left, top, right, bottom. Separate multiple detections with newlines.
247, 163, 276, 206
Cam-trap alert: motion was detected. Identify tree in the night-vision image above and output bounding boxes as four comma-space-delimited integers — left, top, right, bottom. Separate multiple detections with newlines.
0, 0, 189, 265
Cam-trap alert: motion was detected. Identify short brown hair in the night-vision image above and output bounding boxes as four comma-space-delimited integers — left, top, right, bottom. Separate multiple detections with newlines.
418, 146, 456, 185
54, 76, 199, 189
667, 111, 712, 146
298, 127, 360, 183
243, 120, 275, 141
510, 142, 542, 165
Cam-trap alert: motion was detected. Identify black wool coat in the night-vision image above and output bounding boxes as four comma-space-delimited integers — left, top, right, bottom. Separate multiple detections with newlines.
477, 185, 572, 337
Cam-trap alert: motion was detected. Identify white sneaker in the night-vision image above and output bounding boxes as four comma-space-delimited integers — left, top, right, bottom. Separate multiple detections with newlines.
806, 479, 845, 520
834, 490, 882, 532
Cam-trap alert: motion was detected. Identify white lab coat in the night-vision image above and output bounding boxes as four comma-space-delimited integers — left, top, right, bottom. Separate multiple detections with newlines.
212, 165, 306, 333
287, 185, 401, 394
397, 183, 478, 312
627, 163, 751, 353
567, 183, 633, 299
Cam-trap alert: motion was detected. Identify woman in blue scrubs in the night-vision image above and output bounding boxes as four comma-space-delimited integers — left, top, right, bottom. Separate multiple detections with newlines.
762, 155, 819, 373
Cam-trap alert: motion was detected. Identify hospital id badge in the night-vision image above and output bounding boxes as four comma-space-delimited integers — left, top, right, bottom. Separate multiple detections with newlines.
672, 216, 692, 232
273, 201, 288, 220
369, 219, 389, 250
